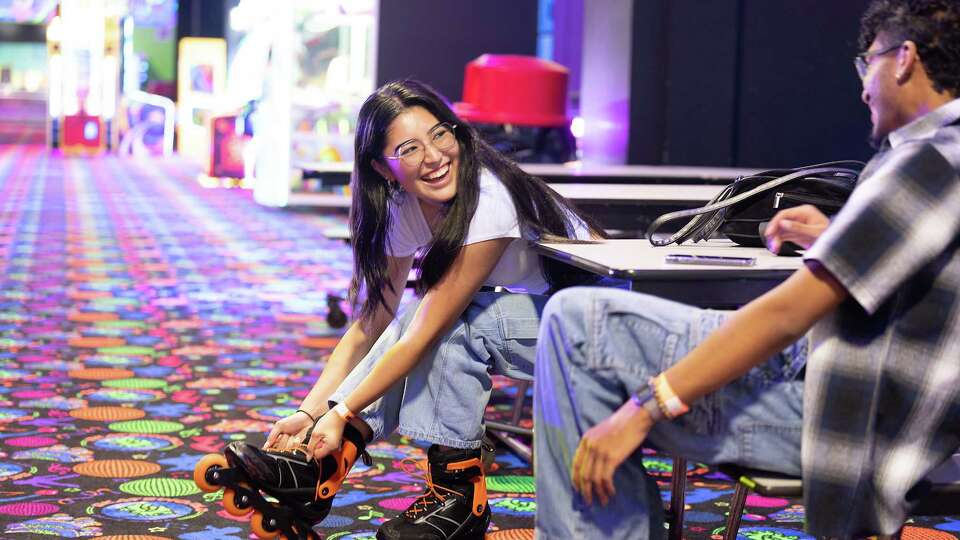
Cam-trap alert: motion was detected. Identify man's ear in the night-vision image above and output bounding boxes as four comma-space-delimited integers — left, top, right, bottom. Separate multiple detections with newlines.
371, 160, 394, 182
895, 40, 920, 84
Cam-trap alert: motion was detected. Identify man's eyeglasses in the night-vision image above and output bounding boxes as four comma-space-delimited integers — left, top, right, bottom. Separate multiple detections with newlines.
384, 123, 458, 167
854, 42, 903, 79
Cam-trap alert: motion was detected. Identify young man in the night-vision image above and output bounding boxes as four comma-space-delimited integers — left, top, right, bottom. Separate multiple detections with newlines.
533, 1, 960, 538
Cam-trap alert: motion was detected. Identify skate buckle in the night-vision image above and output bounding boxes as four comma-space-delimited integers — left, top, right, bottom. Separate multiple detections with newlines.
447, 457, 487, 517
315, 437, 360, 500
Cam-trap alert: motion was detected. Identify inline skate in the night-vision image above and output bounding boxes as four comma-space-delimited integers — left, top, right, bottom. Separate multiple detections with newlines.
194, 421, 370, 539
376, 444, 489, 540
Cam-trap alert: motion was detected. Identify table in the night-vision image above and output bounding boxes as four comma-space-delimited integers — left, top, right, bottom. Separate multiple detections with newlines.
294, 160, 759, 184
290, 162, 742, 235
534, 239, 803, 309
294, 182, 722, 208
549, 183, 722, 204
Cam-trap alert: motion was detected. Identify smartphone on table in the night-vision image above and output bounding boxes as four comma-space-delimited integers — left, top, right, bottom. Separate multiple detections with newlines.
664, 254, 756, 267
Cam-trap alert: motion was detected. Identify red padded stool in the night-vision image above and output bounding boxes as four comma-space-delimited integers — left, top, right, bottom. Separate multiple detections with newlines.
454, 55, 576, 163
454, 54, 569, 127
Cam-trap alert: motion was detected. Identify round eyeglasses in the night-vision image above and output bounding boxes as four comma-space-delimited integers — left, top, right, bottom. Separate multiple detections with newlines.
384, 123, 458, 167
854, 42, 903, 79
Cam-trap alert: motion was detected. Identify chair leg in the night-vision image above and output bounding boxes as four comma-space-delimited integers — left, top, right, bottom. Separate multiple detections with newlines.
511, 380, 530, 426
667, 456, 687, 540
723, 482, 749, 540
485, 379, 534, 463
485, 424, 532, 463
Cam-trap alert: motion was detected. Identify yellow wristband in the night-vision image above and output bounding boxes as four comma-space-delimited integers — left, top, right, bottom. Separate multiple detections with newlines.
652, 374, 690, 419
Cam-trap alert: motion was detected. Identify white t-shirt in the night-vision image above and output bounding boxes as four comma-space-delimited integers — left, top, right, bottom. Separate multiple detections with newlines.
385, 168, 591, 294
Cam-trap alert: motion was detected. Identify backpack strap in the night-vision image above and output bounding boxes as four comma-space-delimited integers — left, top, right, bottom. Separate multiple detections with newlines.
646, 165, 860, 246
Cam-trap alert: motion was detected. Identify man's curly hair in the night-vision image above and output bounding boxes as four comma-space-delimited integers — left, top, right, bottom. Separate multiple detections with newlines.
859, 0, 960, 96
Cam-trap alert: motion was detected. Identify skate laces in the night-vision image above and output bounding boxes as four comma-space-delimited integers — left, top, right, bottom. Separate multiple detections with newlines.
403, 466, 462, 519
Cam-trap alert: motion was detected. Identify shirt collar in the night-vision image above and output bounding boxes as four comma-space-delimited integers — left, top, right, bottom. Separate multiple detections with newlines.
887, 97, 960, 149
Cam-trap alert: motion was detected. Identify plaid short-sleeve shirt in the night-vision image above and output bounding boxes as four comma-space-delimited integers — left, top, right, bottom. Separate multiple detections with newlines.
802, 98, 960, 537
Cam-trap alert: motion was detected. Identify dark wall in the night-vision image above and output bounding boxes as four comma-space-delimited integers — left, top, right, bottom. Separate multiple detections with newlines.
378, 1, 539, 104
177, 0, 228, 40
174, 0, 229, 104
736, 0, 872, 167
0, 23, 45, 43
629, 0, 874, 168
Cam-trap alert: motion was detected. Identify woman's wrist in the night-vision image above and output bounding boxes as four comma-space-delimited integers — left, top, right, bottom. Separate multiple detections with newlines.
294, 399, 329, 422
331, 401, 356, 423
294, 409, 317, 423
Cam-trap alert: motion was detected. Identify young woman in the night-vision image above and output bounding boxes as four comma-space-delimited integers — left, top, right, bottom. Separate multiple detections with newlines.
260, 79, 603, 539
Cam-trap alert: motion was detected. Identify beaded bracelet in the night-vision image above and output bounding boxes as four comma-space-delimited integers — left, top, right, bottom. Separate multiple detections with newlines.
651, 373, 690, 419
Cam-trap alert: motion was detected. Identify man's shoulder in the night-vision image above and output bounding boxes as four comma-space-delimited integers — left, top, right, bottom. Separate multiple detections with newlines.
880, 134, 958, 183
927, 121, 960, 170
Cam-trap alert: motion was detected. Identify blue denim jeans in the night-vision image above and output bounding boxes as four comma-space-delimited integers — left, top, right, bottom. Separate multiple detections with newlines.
534, 287, 807, 540
329, 291, 547, 449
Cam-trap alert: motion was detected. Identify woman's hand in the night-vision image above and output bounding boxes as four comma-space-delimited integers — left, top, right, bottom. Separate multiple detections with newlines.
571, 399, 655, 506
764, 205, 830, 253
305, 412, 347, 461
263, 411, 315, 452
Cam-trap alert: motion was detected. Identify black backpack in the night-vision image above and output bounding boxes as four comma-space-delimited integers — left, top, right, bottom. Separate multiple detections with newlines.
646, 161, 863, 249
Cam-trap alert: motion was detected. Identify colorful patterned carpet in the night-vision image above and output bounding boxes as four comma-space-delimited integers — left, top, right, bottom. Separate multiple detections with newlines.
0, 145, 957, 540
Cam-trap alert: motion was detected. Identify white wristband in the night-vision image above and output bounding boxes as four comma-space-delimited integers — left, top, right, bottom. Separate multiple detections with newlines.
332, 402, 355, 422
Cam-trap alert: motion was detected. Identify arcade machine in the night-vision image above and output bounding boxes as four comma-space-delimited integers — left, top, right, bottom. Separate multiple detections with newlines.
176, 36, 226, 167
240, 0, 377, 207
0, 1, 54, 145
193, 0, 274, 188
454, 54, 576, 164
46, 0, 124, 156
115, 0, 176, 157
178, 36, 256, 188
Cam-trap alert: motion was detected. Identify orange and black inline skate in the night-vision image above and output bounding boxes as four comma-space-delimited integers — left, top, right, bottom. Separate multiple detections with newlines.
193, 419, 369, 540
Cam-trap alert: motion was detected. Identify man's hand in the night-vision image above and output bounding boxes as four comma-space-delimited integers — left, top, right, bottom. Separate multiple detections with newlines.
571, 399, 655, 506
764, 205, 830, 253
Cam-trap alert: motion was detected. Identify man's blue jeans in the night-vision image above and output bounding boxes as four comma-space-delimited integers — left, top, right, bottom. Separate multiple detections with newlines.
534, 287, 807, 540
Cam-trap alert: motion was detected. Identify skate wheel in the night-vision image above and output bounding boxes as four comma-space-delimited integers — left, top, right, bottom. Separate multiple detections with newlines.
222, 483, 254, 516
193, 453, 228, 493
250, 511, 281, 540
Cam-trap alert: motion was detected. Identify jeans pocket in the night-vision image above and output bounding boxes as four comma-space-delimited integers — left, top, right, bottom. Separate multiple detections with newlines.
498, 316, 539, 380
739, 422, 803, 475
593, 298, 687, 375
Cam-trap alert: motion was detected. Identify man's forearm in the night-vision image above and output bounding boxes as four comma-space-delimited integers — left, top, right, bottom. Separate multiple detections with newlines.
664, 264, 846, 407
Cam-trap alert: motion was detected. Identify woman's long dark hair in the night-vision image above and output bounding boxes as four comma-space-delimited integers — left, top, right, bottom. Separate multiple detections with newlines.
350, 79, 605, 322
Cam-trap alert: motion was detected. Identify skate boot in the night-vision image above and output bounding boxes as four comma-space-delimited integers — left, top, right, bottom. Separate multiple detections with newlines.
193, 420, 370, 540
377, 444, 490, 540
